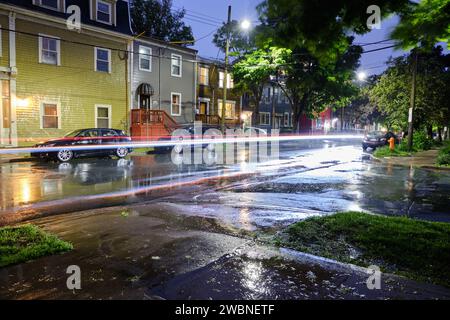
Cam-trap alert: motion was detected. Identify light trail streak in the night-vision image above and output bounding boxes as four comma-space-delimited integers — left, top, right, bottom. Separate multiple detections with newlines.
0, 135, 364, 155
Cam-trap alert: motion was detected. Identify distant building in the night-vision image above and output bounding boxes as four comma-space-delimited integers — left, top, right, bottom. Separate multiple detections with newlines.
0, 0, 133, 146
196, 57, 242, 127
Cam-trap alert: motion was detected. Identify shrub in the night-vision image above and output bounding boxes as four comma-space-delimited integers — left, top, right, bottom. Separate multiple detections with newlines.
413, 131, 433, 151
437, 142, 450, 166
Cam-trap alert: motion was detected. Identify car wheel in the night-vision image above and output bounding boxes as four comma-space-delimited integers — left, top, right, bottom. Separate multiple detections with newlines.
116, 147, 129, 158
173, 144, 183, 154
57, 149, 73, 162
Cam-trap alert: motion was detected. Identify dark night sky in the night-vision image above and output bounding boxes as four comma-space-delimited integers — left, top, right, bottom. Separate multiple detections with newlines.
172, 0, 406, 75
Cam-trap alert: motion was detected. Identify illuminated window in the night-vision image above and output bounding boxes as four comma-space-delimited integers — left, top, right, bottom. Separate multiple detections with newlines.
96, 105, 111, 128
219, 72, 233, 88
199, 67, 209, 85
41, 102, 59, 129
171, 93, 181, 116
259, 112, 270, 125
218, 100, 235, 119
1, 80, 10, 129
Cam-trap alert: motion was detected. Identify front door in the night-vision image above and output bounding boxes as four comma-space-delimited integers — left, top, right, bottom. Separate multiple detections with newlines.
0, 80, 11, 146
199, 101, 209, 115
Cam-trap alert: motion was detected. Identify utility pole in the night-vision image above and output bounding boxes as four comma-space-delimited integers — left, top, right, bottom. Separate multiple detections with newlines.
271, 72, 279, 130
407, 49, 418, 152
221, 5, 231, 133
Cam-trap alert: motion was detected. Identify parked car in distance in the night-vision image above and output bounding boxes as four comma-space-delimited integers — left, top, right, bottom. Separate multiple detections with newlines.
244, 127, 268, 136
33, 128, 133, 162
362, 131, 398, 151
155, 124, 225, 153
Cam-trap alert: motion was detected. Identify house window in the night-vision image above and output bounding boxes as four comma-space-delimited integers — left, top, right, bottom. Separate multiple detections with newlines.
171, 54, 182, 77
39, 35, 60, 65
284, 113, 289, 127
171, 93, 182, 116
95, 47, 111, 73
96, 105, 111, 128
35, 0, 61, 11
97, 0, 112, 24
41, 102, 59, 129
290, 113, 294, 127
218, 100, 235, 119
219, 72, 233, 88
139, 46, 152, 72
259, 112, 270, 125
199, 67, 209, 85
1, 80, 10, 129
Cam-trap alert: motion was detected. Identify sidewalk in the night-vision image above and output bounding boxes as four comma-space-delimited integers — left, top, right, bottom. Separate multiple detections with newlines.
0, 153, 32, 164
373, 149, 450, 170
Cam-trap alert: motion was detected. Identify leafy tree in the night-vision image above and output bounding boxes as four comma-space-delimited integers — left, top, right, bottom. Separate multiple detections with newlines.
391, 0, 450, 49
368, 46, 450, 133
232, 46, 289, 124
257, 0, 410, 63
131, 0, 194, 45
278, 41, 362, 131
213, 20, 257, 56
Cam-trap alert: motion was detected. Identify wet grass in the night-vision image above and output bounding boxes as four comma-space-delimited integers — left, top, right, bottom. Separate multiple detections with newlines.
276, 212, 450, 287
373, 146, 411, 158
0, 224, 73, 267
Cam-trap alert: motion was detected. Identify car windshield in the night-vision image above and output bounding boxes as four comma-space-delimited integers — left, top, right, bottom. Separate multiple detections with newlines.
64, 130, 83, 137
367, 131, 384, 138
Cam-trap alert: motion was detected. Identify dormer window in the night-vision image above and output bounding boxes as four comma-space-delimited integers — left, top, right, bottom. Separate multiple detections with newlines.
33, 0, 63, 11
97, 0, 112, 24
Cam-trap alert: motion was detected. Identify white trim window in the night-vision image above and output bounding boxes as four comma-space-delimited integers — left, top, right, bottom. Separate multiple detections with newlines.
284, 112, 290, 127
219, 72, 234, 89
139, 46, 152, 72
171, 93, 182, 116
259, 112, 271, 125
0, 25, 2, 57
34, 0, 62, 11
95, 105, 112, 128
199, 66, 209, 86
218, 100, 236, 120
40, 101, 60, 129
96, 0, 112, 25
39, 35, 60, 65
95, 47, 111, 73
171, 54, 182, 77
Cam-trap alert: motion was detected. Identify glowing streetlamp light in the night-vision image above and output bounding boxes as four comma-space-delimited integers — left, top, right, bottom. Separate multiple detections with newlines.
240, 19, 251, 30
357, 71, 367, 82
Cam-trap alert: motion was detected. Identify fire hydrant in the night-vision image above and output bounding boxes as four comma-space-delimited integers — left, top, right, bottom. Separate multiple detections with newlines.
389, 137, 395, 151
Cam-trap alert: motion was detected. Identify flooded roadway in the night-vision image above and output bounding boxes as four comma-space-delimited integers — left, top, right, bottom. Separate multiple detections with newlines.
1, 139, 449, 227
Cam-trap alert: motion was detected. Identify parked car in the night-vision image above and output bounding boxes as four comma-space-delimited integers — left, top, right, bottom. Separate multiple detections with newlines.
155, 124, 238, 153
33, 128, 133, 162
244, 127, 268, 136
362, 131, 398, 151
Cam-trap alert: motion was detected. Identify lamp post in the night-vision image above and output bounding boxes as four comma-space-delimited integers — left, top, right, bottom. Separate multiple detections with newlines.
221, 6, 232, 133
220, 8, 251, 133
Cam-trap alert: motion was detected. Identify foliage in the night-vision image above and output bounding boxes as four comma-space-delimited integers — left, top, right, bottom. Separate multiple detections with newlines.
131, 0, 194, 46
368, 46, 450, 132
277, 212, 450, 287
232, 45, 291, 123
258, 0, 410, 63
437, 142, 450, 166
392, 0, 450, 50
0, 224, 73, 267
413, 131, 434, 151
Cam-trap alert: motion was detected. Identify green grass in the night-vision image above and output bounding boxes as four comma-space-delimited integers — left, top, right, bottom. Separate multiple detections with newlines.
373, 146, 411, 158
0, 224, 73, 267
276, 212, 450, 287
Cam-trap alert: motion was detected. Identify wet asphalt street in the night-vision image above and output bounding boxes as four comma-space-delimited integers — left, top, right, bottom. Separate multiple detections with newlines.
1, 138, 450, 299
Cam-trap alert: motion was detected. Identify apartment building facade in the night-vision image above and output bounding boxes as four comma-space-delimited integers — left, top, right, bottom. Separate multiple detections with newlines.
0, 0, 133, 146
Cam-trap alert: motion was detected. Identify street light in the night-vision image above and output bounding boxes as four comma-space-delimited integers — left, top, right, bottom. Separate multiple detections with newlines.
357, 71, 367, 82
241, 19, 251, 30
